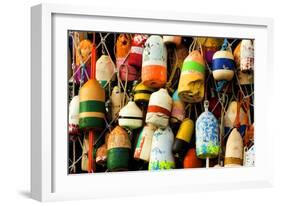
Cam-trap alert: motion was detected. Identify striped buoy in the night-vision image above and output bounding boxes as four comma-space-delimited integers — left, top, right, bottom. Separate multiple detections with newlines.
170, 89, 186, 125
110, 86, 124, 121
146, 88, 172, 128
149, 127, 175, 170
133, 82, 155, 104
196, 101, 219, 159
118, 101, 143, 129
96, 55, 115, 87
183, 148, 203, 168
178, 50, 205, 103
240, 40, 254, 72
212, 50, 235, 81
172, 118, 194, 157
224, 128, 243, 167
163, 36, 182, 46
142, 35, 167, 88
128, 34, 148, 69
69, 95, 80, 135
79, 79, 105, 130
107, 126, 131, 171
134, 124, 157, 162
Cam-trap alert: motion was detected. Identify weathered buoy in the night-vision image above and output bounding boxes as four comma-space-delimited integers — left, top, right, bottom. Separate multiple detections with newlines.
146, 88, 172, 128
183, 148, 203, 168
212, 50, 235, 81
133, 82, 155, 104
170, 89, 186, 125
107, 126, 131, 171
142, 35, 167, 88
79, 79, 105, 130
172, 118, 194, 157
240, 40, 254, 72
128, 34, 148, 69
197, 37, 223, 64
224, 128, 243, 167
69, 95, 80, 135
96, 55, 115, 87
134, 124, 157, 162
118, 101, 143, 129
110, 86, 124, 121
163, 36, 182, 46
178, 50, 205, 103
116, 34, 138, 81
196, 101, 220, 159
149, 127, 175, 170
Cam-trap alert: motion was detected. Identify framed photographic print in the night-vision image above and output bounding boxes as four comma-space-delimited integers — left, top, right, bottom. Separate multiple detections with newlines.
31, 3, 274, 201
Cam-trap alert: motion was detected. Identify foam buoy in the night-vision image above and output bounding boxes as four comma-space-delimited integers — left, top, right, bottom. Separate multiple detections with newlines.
79, 79, 105, 130
172, 118, 194, 157
110, 86, 124, 121
142, 35, 167, 88
146, 88, 172, 128
133, 82, 155, 104
212, 50, 235, 81
240, 40, 254, 72
170, 89, 186, 125
183, 148, 203, 168
224, 128, 243, 167
116, 34, 138, 81
69, 95, 80, 135
149, 127, 175, 170
128, 34, 148, 69
107, 126, 131, 171
134, 124, 157, 162
178, 50, 205, 103
118, 101, 143, 129
196, 101, 220, 160
163, 36, 182, 46
96, 55, 115, 87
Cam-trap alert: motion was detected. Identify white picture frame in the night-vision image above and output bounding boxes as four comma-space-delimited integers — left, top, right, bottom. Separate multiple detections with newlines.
31, 3, 274, 202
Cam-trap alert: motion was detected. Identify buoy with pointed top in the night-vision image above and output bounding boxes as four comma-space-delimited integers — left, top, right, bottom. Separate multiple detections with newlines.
118, 101, 143, 129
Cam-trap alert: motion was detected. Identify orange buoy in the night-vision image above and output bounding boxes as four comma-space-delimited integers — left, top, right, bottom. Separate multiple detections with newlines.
183, 148, 203, 168
142, 35, 167, 88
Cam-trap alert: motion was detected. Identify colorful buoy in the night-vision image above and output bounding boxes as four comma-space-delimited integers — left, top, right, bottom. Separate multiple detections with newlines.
96, 55, 115, 87
128, 34, 148, 69
118, 101, 143, 129
212, 50, 235, 81
146, 88, 172, 128
149, 127, 175, 170
107, 126, 131, 171
142, 35, 167, 88
178, 50, 205, 103
133, 82, 155, 104
79, 79, 105, 130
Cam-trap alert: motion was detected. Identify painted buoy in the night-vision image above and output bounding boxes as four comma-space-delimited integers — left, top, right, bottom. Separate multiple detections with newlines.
212, 50, 235, 81
240, 40, 254, 72
163, 36, 182, 46
142, 35, 167, 88
96, 55, 115, 87
196, 102, 220, 159
178, 50, 205, 103
107, 126, 131, 171
110, 86, 125, 121
116, 34, 138, 81
197, 37, 223, 64
146, 88, 172, 128
224, 128, 243, 167
172, 118, 194, 157
133, 82, 155, 104
170, 89, 186, 125
149, 127, 175, 170
128, 34, 148, 69
134, 124, 157, 162
79, 79, 105, 130
118, 101, 143, 129
69, 95, 80, 135
183, 148, 203, 168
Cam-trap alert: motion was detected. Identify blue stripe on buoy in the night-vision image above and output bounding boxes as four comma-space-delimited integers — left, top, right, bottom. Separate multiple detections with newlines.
212, 58, 235, 71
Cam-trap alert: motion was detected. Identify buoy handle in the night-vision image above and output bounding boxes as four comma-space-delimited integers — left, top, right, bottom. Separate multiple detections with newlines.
204, 100, 209, 112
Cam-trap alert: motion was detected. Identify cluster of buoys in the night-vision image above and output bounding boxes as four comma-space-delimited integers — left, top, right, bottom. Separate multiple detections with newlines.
68, 32, 254, 173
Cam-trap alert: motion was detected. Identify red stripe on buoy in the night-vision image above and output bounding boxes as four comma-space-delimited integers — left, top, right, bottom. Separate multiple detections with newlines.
147, 105, 171, 116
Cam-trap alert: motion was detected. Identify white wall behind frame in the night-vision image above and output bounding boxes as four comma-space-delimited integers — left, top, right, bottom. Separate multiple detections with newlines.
0, 0, 280, 205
